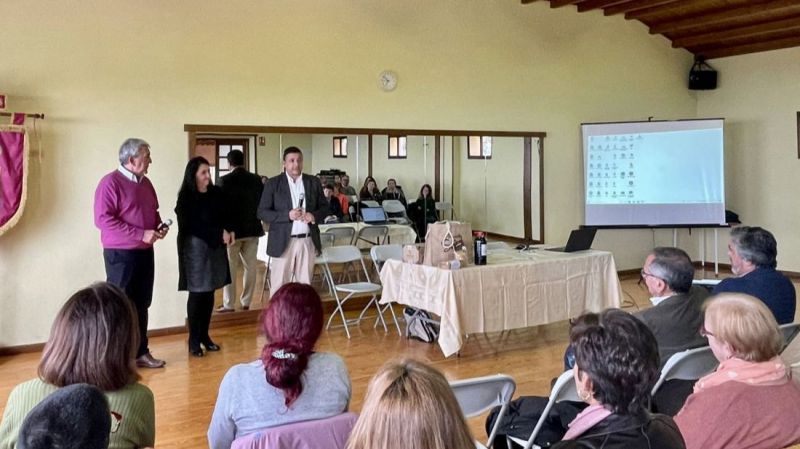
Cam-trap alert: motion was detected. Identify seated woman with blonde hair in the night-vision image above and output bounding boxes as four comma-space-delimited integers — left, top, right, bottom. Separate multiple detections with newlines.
207, 283, 351, 449
346, 358, 475, 449
0, 282, 155, 449
675, 293, 800, 449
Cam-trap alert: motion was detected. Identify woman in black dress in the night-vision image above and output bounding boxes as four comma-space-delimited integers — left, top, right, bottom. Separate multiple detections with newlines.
409, 184, 439, 242
176, 157, 234, 357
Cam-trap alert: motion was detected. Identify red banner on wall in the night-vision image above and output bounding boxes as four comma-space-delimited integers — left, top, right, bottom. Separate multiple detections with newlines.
0, 118, 29, 236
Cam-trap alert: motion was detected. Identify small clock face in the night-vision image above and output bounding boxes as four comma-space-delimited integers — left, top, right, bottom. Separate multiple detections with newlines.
379, 70, 398, 92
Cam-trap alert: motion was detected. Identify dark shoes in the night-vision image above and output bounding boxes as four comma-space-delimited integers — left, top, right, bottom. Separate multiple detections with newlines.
189, 346, 204, 357
136, 352, 166, 369
202, 340, 221, 352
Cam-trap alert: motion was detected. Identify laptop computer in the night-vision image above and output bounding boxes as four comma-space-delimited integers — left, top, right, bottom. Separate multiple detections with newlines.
361, 207, 390, 225
549, 228, 597, 252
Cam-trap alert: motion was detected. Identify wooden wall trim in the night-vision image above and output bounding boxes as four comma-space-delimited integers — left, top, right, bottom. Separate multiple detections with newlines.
434, 136, 441, 200
184, 124, 546, 138
539, 138, 546, 243
368, 134, 373, 177
523, 137, 533, 241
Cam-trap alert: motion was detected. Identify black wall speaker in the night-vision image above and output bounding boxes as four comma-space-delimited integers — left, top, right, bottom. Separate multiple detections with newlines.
689, 59, 717, 90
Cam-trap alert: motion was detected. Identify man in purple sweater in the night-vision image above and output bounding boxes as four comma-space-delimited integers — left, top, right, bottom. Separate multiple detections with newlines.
94, 138, 168, 368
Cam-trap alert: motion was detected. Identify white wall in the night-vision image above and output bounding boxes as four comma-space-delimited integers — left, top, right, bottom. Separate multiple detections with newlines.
696, 46, 800, 272
0, 0, 698, 346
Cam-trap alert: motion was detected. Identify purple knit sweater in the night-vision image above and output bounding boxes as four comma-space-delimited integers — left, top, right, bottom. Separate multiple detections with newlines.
94, 170, 162, 250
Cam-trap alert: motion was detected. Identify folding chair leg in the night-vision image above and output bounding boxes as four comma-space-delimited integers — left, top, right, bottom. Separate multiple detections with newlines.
387, 303, 401, 336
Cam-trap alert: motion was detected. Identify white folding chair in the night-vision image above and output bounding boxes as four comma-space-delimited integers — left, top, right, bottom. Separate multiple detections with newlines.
435, 201, 455, 220
356, 225, 389, 248
361, 200, 380, 208
257, 235, 271, 303
508, 370, 580, 449
779, 322, 800, 350
382, 199, 411, 225
322, 245, 387, 339
312, 233, 336, 295
324, 226, 356, 246
369, 244, 403, 336
450, 374, 517, 449
651, 346, 718, 396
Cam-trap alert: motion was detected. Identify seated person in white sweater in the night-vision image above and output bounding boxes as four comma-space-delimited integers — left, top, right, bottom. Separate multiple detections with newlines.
208, 283, 351, 449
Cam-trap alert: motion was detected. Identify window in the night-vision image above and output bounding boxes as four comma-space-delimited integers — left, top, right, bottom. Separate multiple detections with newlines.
388, 136, 407, 159
333, 136, 348, 158
468, 136, 493, 159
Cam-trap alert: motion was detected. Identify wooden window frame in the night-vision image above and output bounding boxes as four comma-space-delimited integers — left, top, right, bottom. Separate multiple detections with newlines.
468, 135, 493, 159
333, 136, 348, 158
388, 135, 408, 159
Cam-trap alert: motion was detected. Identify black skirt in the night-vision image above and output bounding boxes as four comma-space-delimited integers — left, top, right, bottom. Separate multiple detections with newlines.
180, 235, 230, 292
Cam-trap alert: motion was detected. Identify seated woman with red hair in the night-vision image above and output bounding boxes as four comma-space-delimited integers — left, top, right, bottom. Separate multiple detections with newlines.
207, 283, 351, 449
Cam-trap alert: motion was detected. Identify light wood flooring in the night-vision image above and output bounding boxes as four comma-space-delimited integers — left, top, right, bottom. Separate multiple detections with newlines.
2, 267, 782, 449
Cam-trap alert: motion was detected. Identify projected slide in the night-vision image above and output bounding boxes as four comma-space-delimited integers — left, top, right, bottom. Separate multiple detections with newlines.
583, 119, 725, 227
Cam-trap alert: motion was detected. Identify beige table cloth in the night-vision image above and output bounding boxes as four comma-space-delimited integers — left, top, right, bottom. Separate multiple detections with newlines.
379, 248, 622, 357
320, 222, 417, 248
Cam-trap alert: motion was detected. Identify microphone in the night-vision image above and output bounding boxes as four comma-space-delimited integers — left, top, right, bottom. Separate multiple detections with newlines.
156, 218, 172, 232
298, 193, 305, 209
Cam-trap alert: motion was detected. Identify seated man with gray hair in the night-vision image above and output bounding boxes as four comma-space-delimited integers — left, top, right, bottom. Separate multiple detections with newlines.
713, 226, 796, 324
637, 246, 709, 365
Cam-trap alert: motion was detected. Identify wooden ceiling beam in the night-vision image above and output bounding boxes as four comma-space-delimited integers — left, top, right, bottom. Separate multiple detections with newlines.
671, 15, 800, 49
549, 0, 585, 7
629, 0, 756, 22
649, 1, 800, 35
697, 34, 800, 59
603, 0, 681, 17
575, 0, 630, 13
689, 29, 800, 53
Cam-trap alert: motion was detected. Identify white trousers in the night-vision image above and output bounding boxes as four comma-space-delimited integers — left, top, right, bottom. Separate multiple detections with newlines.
223, 237, 259, 308
269, 237, 315, 297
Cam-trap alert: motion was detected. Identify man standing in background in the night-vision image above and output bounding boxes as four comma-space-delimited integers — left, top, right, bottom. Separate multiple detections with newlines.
217, 150, 264, 313
258, 147, 329, 296
94, 138, 167, 368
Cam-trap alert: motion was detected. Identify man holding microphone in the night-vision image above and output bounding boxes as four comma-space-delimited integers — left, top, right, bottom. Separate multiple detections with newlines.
94, 138, 168, 368
258, 146, 328, 296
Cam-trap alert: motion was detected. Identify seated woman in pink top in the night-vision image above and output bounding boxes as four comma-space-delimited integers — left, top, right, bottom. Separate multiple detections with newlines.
675, 293, 800, 449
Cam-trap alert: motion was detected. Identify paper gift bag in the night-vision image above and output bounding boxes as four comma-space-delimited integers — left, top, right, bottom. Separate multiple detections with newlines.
423, 221, 474, 267
403, 243, 424, 264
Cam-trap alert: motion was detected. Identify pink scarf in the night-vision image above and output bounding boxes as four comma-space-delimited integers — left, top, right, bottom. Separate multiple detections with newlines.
694, 356, 788, 393
562, 404, 613, 440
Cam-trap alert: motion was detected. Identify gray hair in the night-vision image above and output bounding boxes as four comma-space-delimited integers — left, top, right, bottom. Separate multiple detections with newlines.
118, 138, 149, 165
730, 226, 777, 269
648, 247, 694, 294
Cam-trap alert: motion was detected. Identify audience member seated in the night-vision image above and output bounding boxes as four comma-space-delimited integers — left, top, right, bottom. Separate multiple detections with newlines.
674, 293, 800, 449
408, 184, 438, 241
340, 175, 357, 196
551, 309, 685, 448
333, 183, 350, 221
323, 183, 343, 223
359, 177, 383, 204
637, 247, 709, 365
345, 359, 475, 449
0, 282, 156, 449
207, 283, 351, 449
713, 226, 796, 324
637, 247, 710, 415
381, 178, 406, 206
489, 309, 685, 448
17, 384, 111, 449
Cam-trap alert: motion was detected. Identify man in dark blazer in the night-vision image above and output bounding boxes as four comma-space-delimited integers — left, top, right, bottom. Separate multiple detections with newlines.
258, 146, 329, 296
217, 150, 264, 312
637, 246, 709, 415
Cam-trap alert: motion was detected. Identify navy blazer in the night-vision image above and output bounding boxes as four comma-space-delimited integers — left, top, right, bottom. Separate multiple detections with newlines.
257, 173, 329, 257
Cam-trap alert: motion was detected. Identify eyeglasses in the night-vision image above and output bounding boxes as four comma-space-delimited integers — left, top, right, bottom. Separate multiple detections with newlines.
699, 324, 715, 338
640, 269, 659, 280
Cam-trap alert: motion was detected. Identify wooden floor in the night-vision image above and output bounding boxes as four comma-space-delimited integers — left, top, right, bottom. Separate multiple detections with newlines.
5, 264, 779, 448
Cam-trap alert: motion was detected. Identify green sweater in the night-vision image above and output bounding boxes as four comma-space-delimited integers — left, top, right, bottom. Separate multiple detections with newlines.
0, 378, 155, 449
